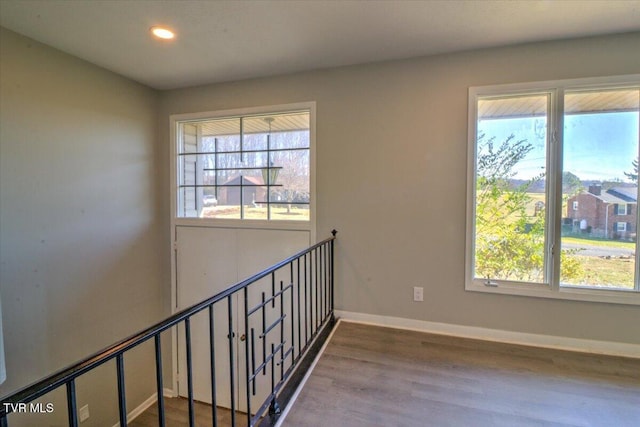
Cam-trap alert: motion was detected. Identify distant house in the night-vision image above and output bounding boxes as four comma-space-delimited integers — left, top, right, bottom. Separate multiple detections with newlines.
217, 175, 266, 206
566, 185, 637, 239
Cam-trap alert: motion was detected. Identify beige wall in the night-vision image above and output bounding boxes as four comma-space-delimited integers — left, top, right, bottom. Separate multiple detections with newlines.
0, 28, 166, 425
160, 32, 640, 346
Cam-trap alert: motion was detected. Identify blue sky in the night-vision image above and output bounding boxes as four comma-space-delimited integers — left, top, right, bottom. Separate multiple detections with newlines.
478, 111, 639, 182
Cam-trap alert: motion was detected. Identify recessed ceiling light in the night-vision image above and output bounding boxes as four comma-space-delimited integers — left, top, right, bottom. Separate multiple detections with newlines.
150, 26, 175, 40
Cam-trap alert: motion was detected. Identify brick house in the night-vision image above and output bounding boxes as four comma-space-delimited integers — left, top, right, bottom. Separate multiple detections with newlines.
566, 185, 637, 239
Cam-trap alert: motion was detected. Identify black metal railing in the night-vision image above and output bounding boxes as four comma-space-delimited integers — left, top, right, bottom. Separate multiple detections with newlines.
0, 230, 337, 427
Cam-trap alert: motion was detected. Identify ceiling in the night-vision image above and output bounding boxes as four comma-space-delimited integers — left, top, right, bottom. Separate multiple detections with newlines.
1, 0, 639, 90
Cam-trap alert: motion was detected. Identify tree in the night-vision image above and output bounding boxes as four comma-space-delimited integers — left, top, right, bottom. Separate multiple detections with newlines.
624, 158, 638, 183
562, 171, 583, 197
272, 148, 309, 213
474, 133, 581, 282
267, 130, 310, 214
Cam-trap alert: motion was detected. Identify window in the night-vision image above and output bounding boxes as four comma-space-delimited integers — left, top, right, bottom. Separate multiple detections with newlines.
616, 204, 628, 215
173, 106, 312, 222
467, 76, 640, 304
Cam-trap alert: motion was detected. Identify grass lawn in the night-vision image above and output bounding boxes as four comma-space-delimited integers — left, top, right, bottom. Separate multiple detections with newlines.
562, 236, 635, 250
562, 255, 635, 289
201, 205, 309, 221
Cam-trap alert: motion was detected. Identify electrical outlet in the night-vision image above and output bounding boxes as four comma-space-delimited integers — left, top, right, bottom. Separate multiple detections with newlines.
413, 286, 423, 302
79, 404, 90, 422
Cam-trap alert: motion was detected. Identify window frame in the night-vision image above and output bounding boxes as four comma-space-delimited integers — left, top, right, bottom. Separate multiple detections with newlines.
617, 204, 628, 215
572, 201, 579, 211
170, 102, 316, 232
616, 222, 627, 232
466, 75, 640, 305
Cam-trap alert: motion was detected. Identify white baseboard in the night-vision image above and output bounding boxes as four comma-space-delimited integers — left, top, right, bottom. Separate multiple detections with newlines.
110, 388, 176, 427
163, 387, 177, 398
335, 310, 640, 359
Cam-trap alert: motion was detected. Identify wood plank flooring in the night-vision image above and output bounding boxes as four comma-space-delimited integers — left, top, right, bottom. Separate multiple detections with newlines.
129, 321, 640, 426
129, 398, 247, 427
282, 321, 640, 427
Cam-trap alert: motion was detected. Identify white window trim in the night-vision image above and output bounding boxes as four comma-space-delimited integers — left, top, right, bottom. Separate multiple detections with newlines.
572, 201, 579, 211
617, 204, 628, 215
617, 222, 627, 232
466, 74, 640, 306
170, 102, 316, 233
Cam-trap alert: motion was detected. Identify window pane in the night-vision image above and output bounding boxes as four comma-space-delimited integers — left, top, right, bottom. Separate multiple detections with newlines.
177, 111, 310, 221
212, 185, 241, 219
561, 89, 639, 289
474, 94, 549, 283
200, 118, 241, 152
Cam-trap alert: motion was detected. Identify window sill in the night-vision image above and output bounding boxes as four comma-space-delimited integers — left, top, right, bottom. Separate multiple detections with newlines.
173, 216, 312, 232
466, 281, 640, 306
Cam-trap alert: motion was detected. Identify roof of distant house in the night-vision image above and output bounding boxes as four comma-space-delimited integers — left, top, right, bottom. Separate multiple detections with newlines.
607, 187, 638, 202
222, 175, 264, 186
585, 186, 638, 204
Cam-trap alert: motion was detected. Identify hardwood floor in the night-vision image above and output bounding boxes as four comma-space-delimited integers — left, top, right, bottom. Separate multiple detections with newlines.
282, 321, 640, 427
129, 398, 247, 427
129, 321, 639, 426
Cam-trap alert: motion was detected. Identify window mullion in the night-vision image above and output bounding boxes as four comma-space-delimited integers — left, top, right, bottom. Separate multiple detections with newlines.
240, 117, 244, 219
195, 125, 204, 216
549, 88, 564, 292
636, 90, 640, 291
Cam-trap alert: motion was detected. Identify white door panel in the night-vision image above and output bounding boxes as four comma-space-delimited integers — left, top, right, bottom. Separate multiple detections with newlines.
176, 226, 310, 411
176, 227, 236, 407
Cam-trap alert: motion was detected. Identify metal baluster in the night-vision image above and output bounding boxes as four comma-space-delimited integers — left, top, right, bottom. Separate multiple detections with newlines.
184, 318, 195, 427
304, 253, 308, 346
261, 292, 266, 375
310, 251, 314, 336
320, 244, 324, 321
331, 231, 336, 318
116, 354, 127, 427
321, 243, 325, 320
268, 343, 280, 417
271, 273, 276, 308
297, 257, 301, 359
228, 296, 236, 427
325, 243, 329, 319
67, 380, 79, 427
290, 263, 295, 365
154, 335, 166, 427
209, 306, 218, 427
315, 247, 319, 330
279, 280, 285, 381
244, 288, 252, 427
250, 328, 256, 396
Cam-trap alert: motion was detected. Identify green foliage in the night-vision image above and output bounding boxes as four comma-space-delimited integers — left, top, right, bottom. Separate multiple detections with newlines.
560, 250, 583, 282
562, 171, 583, 197
474, 133, 582, 282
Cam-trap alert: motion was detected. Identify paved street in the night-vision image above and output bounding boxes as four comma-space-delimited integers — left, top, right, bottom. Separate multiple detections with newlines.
562, 242, 635, 258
